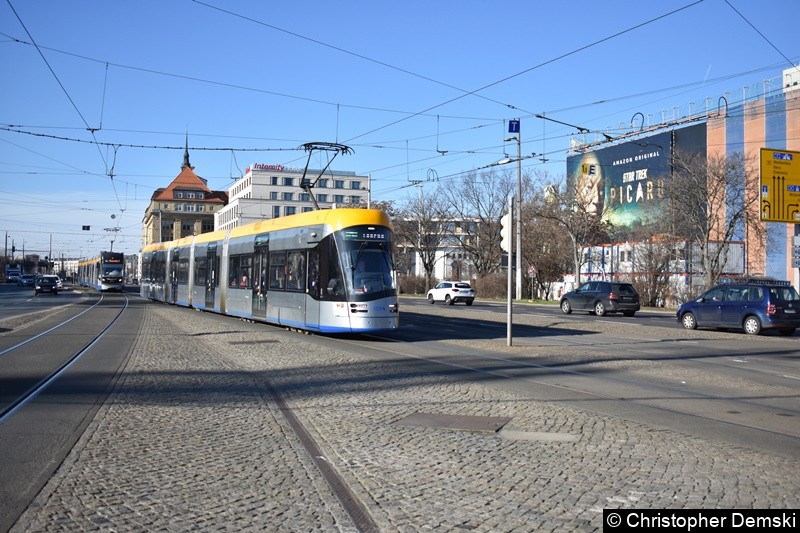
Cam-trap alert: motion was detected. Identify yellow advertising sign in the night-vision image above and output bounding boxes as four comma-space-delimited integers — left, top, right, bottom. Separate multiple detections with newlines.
760, 148, 800, 223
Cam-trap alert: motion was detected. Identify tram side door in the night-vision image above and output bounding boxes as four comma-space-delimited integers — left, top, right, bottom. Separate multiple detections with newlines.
206, 245, 217, 309
252, 244, 268, 318
168, 250, 179, 304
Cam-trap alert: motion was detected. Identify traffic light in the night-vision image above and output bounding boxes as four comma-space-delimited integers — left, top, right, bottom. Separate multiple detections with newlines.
500, 212, 511, 252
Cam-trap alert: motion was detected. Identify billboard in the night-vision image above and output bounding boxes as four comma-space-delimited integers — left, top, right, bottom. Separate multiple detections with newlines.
566, 124, 706, 234
760, 147, 800, 223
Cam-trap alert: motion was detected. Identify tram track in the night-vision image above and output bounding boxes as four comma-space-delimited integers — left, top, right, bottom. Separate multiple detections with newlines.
0, 294, 130, 424
324, 312, 800, 458
0, 292, 143, 533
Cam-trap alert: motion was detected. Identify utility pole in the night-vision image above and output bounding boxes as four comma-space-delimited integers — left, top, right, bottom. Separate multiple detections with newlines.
507, 198, 514, 346
515, 131, 522, 301
505, 119, 523, 300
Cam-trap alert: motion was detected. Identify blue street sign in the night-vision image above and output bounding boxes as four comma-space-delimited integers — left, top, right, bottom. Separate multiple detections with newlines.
508, 119, 520, 134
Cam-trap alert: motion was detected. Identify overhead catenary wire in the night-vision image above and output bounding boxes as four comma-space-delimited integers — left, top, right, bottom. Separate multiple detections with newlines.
723, 0, 796, 70
1, 30, 794, 181
190, 0, 705, 143
2, 0, 796, 217
5, 0, 109, 172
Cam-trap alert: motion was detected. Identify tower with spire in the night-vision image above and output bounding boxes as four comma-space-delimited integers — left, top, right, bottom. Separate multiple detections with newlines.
141, 135, 228, 248
181, 132, 194, 171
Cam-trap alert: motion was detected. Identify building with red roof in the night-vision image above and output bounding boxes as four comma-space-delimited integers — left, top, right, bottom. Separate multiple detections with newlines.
141, 139, 228, 248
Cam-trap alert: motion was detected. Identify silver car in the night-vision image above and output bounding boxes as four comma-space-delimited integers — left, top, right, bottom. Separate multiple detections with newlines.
17, 274, 35, 287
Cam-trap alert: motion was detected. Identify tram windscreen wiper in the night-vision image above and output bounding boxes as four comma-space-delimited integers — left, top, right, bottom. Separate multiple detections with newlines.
351, 242, 368, 284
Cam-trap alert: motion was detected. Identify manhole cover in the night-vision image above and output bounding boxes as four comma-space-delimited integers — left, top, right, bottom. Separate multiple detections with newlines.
393, 412, 512, 433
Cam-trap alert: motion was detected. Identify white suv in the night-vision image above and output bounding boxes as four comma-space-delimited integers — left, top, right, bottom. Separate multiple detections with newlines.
427, 281, 475, 306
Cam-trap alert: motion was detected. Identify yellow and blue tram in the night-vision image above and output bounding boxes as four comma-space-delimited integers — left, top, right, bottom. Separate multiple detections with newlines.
140, 208, 400, 333
77, 251, 125, 291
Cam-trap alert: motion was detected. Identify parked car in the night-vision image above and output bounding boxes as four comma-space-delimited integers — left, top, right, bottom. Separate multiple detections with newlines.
560, 281, 640, 317
676, 278, 800, 335
427, 281, 475, 306
17, 274, 35, 287
34, 275, 60, 295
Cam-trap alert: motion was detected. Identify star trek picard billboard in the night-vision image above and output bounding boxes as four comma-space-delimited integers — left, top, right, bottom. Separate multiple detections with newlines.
567, 124, 706, 234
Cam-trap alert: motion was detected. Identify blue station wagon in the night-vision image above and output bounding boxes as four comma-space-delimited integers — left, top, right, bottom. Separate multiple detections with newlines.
676, 279, 800, 335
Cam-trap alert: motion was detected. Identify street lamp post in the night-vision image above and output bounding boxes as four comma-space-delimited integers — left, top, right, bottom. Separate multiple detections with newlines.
504, 134, 523, 301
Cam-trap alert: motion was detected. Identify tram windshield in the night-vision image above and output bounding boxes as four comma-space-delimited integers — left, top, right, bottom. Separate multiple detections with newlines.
337, 227, 396, 300
102, 264, 123, 278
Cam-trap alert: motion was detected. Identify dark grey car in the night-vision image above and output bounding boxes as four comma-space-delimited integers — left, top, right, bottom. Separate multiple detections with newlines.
560, 281, 640, 317
34, 275, 60, 295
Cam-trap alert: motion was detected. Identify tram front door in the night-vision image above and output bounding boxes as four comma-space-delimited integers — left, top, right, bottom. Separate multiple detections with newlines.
304, 250, 320, 330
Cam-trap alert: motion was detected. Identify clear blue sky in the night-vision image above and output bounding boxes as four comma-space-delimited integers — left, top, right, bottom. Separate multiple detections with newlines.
1, 0, 798, 257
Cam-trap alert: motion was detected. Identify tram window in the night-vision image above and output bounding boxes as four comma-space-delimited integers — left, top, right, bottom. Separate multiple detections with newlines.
286, 251, 305, 291
178, 258, 190, 284
269, 252, 286, 290
229, 255, 253, 288
229, 256, 239, 287
239, 255, 252, 288
154, 253, 166, 284
195, 257, 207, 286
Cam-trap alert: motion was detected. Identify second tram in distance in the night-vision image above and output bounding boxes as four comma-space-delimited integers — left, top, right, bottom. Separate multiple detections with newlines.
77, 251, 125, 291
140, 208, 400, 334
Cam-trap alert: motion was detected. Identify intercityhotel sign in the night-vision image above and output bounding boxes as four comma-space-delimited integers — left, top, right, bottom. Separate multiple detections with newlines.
245, 163, 284, 173
244, 163, 306, 174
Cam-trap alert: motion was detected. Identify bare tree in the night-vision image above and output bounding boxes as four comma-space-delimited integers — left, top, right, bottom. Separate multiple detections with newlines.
440, 168, 515, 278
529, 173, 611, 286
394, 189, 451, 290
628, 234, 673, 306
663, 150, 763, 290
522, 178, 572, 299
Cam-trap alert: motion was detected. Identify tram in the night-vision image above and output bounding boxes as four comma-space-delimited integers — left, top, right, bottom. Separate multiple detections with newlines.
78, 251, 125, 291
140, 208, 399, 334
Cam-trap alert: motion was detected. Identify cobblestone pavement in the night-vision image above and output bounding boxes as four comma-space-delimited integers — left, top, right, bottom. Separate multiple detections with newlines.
11, 304, 800, 532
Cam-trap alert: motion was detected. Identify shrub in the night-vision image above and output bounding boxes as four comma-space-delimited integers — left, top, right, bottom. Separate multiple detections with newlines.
472, 273, 507, 300
397, 275, 427, 295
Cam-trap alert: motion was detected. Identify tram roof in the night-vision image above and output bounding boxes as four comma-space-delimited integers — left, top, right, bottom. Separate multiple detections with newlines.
141, 208, 391, 253
141, 241, 170, 253
228, 208, 391, 239
77, 251, 125, 267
